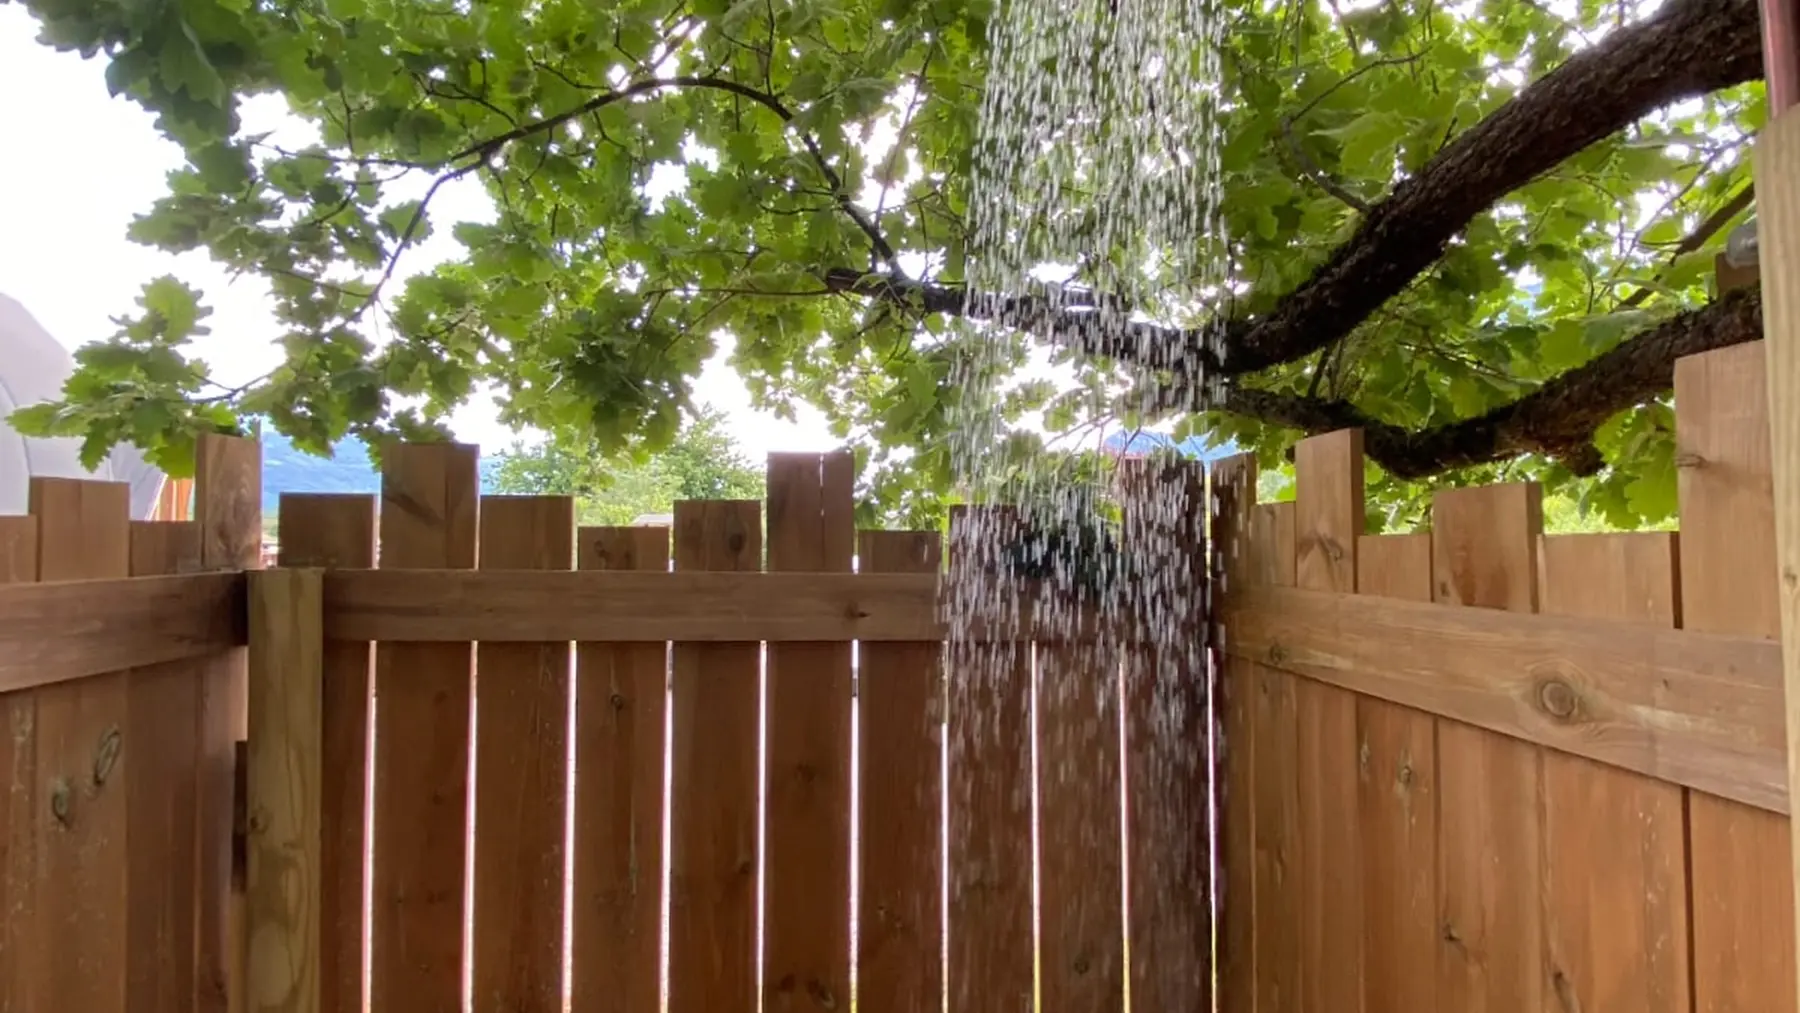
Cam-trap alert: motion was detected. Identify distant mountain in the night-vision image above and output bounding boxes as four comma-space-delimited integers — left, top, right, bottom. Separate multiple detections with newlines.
259, 428, 503, 514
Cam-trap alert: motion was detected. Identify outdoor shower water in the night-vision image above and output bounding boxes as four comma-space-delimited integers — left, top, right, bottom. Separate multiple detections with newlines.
940, 0, 1231, 1008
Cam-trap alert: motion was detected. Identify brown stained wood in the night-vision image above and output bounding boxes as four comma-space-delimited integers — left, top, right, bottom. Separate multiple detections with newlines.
125, 523, 204, 1013
245, 569, 324, 1013
1220, 583, 1785, 811
0, 573, 245, 692
1118, 458, 1209, 1013
1249, 503, 1297, 588
571, 526, 670, 1013
1536, 534, 1688, 1013
277, 494, 377, 1013
0, 515, 34, 1013
1210, 455, 1257, 1013
856, 531, 943, 1013
1755, 109, 1800, 1013
763, 454, 854, 1013
1251, 660, 1301, 1013
667, 500, 762, 1013
471, 497, 574, 1012
1292, 430, 1363, 1013
1675, 340, 1797, 1013
1294, 430, 1363, 593
369, 442, 479, 1013
1037, 637, 1124, 1013
1431, 482, 1544, 1013
28, 477, 132, 1012
195, 432, 261, 1013
945, 506, 1034, 1013
1352, 535, 1437, 1013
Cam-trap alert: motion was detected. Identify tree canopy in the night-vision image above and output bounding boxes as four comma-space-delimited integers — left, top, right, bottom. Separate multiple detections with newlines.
490, 403, 764, 523
3, 0, 1769, 528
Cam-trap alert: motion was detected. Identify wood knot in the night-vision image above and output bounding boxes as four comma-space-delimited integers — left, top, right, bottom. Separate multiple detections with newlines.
1266, 642, 1287, 666
609, 693, 627, 711
727, 532, 747, 553
1536, 679, 1580, 721
1073, 955, 1091, 975
91, 725, 122, 790
1396, 761, 1414, 787
49, 777, 72, 828
806, 979, 839, 1010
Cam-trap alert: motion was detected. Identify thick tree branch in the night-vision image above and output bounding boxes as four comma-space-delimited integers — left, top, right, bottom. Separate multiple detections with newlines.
1218, 286, 1763, 479
1213, 0, 1763, 376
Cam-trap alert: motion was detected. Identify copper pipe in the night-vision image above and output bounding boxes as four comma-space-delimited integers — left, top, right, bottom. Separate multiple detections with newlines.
1766, 0, 1800, 113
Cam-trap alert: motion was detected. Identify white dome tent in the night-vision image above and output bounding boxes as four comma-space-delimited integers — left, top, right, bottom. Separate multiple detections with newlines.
0, 291, 168, 520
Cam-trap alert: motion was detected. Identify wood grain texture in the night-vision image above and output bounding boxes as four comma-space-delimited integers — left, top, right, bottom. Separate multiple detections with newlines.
195, 432, 262, 1013
1220, 584, 1784, 812
27, 477, 132, 1012
1431, 483, 1544, 1013
1353, 535, 1437, 1013
1676, 340, 1797, 1013
1037, 636, 1124, 1013
764, 453, 854, 1013
856, 531, 943, 1013
945, 506, 1034, 1013
471, 496, 574, 1013
369, 442, 479, 1013
1250, 503, 1297, 588
245, 570, 323, 1013
1251, 505, 1299, 1013
126, 523, 204, 1013
1755, 107, 1800, 1013
276, 495, 376, 1013
0, 515, 34, 1013
0, 573, 244, 693
1293, 429, 1363, 1013
1210, 455, 1257, 1013
667, 500, 762, 1013
571, 526, 670, 1013
1536, 533, 1689, 1013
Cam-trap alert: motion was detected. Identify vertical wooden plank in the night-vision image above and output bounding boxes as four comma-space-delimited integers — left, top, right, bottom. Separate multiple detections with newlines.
667, 500, 762, 1013
764, 453, 854, 1013
471, 496, 574, 1012
1120, 457, 1209, 1013
1291, 431, 1363, 1013
245, 568, 324, 1013
1676, 340, 1797, 1013
28, 477, 132, 1012
369, 442, 479, 1013
126, 522, 204, 1013
1210, 454, 1257, 1013
857, 530, 944, 1013
276, 495, 377, 1013
571, 525, 670, 1013
1353, 535, 1437, 1013
945, 506, 1035, 1013
1037, 637, 1123, 1013
1430, 482, 1544, 1013
1251, 507, 1300, 1013
0, 515, 34, 1013
195, 432, 262, 1013
1536, 533, 1688, 1013
1753, 108, 1800, 1010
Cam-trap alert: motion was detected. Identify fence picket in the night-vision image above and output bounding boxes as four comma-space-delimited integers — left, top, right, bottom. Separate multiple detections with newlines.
1209, 453, 1257, 1013
571, 525, 671, 1013
856, 530, 943, 1013
0, 514, 34, 1013
472, 496, 575, 1011
277, 494, 377, 1013
764, 453, 855, 1013
1676, 340, 1797, 1013
369, 442, 479, 1013
1250, 501, 1300, 1013
667, 500, 762, 1013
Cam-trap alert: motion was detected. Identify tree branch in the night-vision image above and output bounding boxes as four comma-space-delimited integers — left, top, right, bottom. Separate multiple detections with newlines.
1213, 0, 1763, 376
1218, 286, 1763, 479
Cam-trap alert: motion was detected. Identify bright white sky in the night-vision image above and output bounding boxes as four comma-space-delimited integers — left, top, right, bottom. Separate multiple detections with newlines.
0, 5, 839, 460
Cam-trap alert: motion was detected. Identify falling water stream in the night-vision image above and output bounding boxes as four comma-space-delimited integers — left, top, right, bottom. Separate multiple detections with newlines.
941, 0, 1231, 1008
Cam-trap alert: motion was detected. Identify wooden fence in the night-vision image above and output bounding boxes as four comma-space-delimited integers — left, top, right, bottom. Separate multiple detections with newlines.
0, 438, 1216, 1013
1211, 338, 1795, 1013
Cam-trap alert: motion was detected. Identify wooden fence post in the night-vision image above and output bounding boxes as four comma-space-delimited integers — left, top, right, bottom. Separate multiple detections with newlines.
1757, 103, 1800, 1006
245, 568, 323, 1013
